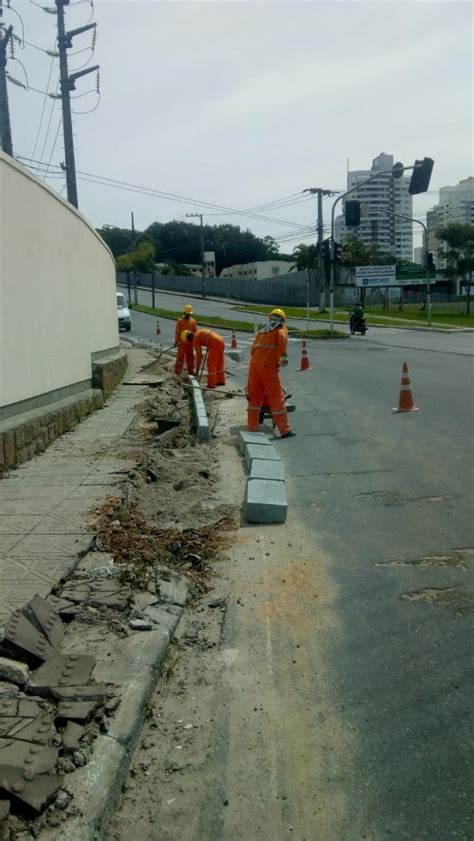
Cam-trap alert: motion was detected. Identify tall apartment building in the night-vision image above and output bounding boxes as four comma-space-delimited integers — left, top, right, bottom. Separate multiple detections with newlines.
335, 153, 413, 262
426, 177, 474, 266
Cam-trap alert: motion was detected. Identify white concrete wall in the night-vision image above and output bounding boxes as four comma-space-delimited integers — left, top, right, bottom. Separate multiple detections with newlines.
0, 153, 119, 409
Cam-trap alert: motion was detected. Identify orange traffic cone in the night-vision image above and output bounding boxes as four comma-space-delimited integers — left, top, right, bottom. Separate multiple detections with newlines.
231, 330, 238, 349
156, 320, 161, 337
298, 340, 312, 371
393, 362, 419, 412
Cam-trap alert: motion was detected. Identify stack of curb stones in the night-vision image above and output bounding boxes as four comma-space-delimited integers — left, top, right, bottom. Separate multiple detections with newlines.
187, 376, 210, 442
237, 431, 287, 524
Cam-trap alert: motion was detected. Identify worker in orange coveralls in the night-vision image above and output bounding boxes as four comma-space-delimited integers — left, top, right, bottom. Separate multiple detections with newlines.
174, 305, 197, 375
247, 308, 295, 439
182, 328, 226, 388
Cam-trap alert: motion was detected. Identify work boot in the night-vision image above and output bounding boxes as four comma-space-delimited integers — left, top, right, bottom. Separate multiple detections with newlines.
280, 431, 296, 439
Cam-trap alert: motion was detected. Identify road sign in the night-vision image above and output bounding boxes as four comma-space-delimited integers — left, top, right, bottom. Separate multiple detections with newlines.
355, 265, 397, 286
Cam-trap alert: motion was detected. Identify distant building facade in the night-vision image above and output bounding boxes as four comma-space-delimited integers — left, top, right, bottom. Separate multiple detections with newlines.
426, 177, 474, 266
219, 260, 296, 280
335, 153, 413, 262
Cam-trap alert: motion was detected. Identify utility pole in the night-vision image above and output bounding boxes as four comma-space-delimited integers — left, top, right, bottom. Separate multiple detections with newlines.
303, 188, 337, 312
55, 0, 98, 208
131, 211, 138, 305
0, 25, 13, 156
186, 213, 206, 298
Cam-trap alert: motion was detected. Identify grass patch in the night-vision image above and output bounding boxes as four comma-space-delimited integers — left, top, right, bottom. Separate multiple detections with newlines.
130, 303, 264, 333
233, 303, 474, 329
131, 303, 349, 338
289, 329, 348, 339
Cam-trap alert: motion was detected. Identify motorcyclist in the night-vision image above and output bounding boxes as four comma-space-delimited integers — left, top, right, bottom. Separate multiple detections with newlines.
350, 302, 365, 331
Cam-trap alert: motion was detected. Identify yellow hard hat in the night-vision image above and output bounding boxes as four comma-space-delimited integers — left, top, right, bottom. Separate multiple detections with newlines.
270, 308, 286, 320
181, 329, 193, 342
183, 304, 193, 315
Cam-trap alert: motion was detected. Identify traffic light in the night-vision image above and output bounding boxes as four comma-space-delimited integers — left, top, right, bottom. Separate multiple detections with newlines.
321, 239, 330, 262
333, 241, 342, 264
409, 157, 434, 195
426, 252, 435, 270
345, 200, 360, 227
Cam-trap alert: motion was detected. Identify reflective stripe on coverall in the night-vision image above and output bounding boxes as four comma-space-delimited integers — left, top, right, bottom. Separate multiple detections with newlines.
194, 328, 226, 388
247, 324, 291, 435
174, 316, 197, 374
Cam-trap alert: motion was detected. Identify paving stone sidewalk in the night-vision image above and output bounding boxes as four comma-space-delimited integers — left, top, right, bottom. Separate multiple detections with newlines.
0, 348, 152, 625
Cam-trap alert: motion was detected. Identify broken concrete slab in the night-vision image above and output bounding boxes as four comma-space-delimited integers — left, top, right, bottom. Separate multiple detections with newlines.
0, 656, 30, 687
62, 721, 86, 752
5, 713, 53, 745
0, 798, 10, 820
88, 581, 130, 611
0, 740, 58, 774
155, 577, 189, 608
0, 611, 56, 667
0, 764, 63, 812
56, 701, 96, 722
36, 736, 127, 841
59, 583, 93, 605
0, 697, 42, 718
24, 595, 64, 651
74, 552, 115, 578
50, 684, 107, 703
28, 655, 96, 697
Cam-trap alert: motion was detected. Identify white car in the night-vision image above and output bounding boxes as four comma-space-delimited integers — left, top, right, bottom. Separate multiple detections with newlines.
117, 292, 131, 331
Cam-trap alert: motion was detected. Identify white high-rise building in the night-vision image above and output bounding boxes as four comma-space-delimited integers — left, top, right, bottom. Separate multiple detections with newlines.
335, 153, 413, 262
426, 177, 474, 268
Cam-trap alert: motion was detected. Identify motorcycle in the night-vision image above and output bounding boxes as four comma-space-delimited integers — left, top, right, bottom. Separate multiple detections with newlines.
350, 313, 367, 335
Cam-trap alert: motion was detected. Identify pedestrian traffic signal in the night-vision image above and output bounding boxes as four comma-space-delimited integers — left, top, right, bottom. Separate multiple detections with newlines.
345, 200, 360, 227
321, 239, 331, 262
408, 157, 434, 195
426, 251, 435, 270
333, 241, 342, 264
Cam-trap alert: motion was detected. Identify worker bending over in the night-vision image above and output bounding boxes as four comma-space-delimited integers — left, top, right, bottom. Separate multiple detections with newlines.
182, 328, 226, 389
247, 308, 295, 439
175, 305, 197, 375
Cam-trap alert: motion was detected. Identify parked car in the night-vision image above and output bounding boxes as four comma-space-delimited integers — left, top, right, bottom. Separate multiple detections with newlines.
117, 292, 131, 331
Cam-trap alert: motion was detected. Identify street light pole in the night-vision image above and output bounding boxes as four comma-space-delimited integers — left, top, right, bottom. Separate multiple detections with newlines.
186, 213, 205, 298
303, 187, 337, 312
131, 211, 138, 305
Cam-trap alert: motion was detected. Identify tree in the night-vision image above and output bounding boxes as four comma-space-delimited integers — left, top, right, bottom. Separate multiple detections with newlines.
115, 240, 156, 274
436, 223, 474, 313
97, 226, 138, 258
293, 243, 319, 270
341, 235, 394, 267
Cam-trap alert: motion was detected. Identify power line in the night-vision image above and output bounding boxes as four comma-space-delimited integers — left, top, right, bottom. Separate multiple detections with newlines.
31, 41, 56, 159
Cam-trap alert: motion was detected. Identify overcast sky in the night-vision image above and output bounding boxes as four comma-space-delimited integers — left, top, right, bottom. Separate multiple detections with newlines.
6, 0, 473, 251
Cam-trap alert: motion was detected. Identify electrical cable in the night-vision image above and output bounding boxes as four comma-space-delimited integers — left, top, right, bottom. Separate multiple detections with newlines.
31, 41, 56, 159
44, 112, 62, 175
2, 2, 25, 42
71, 91, 100, 113
38, 96, 57, 164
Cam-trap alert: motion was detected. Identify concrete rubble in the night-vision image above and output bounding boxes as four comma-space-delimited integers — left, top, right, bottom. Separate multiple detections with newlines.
0, 348, 238, 839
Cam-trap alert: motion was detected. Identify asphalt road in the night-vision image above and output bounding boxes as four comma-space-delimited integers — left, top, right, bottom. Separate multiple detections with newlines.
122, 300, 474, 839
118, 283, 474, 358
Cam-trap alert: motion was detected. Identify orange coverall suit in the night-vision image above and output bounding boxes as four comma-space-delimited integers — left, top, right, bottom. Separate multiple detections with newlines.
174, 316, 197, 374
247, 324, 291, 435
193, 328, 226, 388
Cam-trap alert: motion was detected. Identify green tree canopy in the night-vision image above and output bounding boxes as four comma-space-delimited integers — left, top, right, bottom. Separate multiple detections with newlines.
293, 243, 319, 270
99, 220, 286, 274
341, 235, 394, 267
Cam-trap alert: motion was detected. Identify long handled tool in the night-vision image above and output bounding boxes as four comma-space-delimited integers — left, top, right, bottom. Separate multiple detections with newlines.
182, 383, 246, 398
156, 342, 176, 362
196, 349, 208, 382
